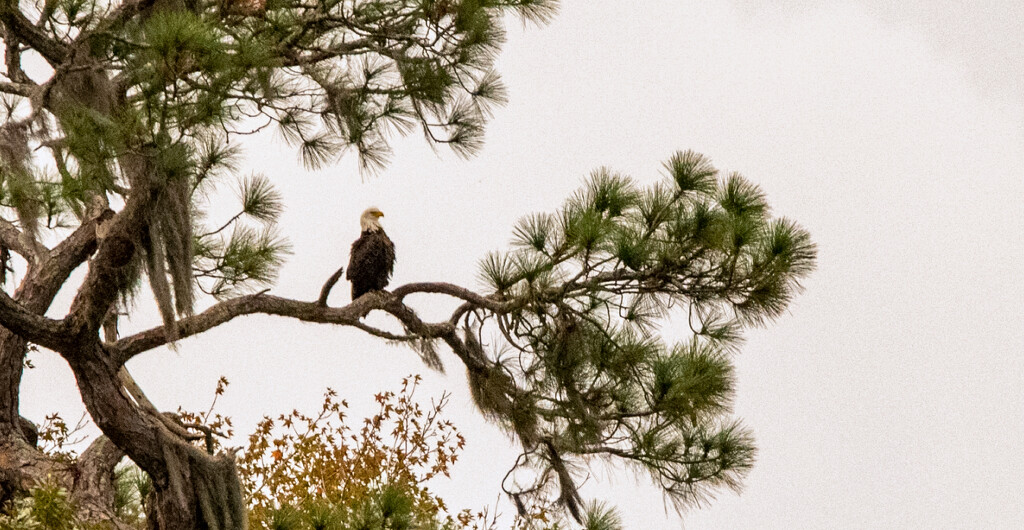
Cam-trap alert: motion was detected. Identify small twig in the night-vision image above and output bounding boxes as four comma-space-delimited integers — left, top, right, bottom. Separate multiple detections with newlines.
317, 265, 345, 306
351, 320, 416, 341
157, 412, 203, 443
180, 422, 227, 454
179, 422, 227, 439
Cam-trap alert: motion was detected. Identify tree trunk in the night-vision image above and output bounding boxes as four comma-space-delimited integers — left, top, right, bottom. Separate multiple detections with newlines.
0, 271, 62, 435
0, 248, 127, 524
0, 227, 100, 496
0, 4, 246, 527
72, 435, 126, 524
0, 435, 73, 506
0, 330, 27, 436
70, 344, 245, 530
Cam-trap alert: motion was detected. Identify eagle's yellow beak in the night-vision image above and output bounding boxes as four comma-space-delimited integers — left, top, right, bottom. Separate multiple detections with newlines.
375, 211, 384, 218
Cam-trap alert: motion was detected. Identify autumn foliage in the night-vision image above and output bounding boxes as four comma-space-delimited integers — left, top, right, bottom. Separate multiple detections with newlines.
238, 375, 475, 528
3, 376, 572, 530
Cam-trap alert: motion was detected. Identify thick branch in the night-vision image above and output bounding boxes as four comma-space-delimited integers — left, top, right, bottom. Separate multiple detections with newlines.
0, 288, 71, 351
0, 1, 69, 64
0, 219, 32, 259
0, 80, 33, 97
16, 215, 100, 311
65, 176, 154, 341
392, 281, 510, 311
111, 282, 497, 364
0, 211, 101, 352
41, 219, 97, 274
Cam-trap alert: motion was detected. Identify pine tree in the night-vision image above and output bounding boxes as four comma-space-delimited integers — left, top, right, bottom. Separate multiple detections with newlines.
0, 2, 813, 529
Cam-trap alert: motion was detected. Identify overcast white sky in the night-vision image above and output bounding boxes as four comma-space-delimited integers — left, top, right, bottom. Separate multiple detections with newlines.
21, 1, 1024, 528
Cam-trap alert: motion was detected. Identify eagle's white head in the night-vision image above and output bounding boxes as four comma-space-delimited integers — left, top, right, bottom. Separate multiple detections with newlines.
359, 207, 385, 232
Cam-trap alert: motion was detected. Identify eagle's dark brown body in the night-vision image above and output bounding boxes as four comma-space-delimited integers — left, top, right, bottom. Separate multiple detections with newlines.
346, 228, 395, 300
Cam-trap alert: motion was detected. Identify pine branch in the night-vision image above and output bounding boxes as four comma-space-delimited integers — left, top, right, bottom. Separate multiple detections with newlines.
0, 1, 69, 64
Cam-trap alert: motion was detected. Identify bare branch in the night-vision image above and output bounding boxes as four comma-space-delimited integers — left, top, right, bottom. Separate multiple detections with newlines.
111, 282, 504, 364
392, 281, 510, 311
0, 1, 69, 64
0, 80, 33, 97
0, 218, 33, 259
316, 265, 345, 306
0, 287, 71, 351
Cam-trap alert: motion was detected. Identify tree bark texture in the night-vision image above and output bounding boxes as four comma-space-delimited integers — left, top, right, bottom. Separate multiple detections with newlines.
69, 345, 245, 530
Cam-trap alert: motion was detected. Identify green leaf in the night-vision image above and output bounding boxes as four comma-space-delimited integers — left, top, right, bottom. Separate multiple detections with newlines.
194, 135, 242, 191
266, 505, 303, 530
508, 0, 562, 25
582, 500, 624, 530
303, 498, 343, 530
759, 217, 817, 278
611, 224, 649, 270
398, 57, 453, 104
688, 201, 730, 250
563, 205, 610, 253
142, 10, 227, 76
636, 181, 675, 231
212, 225, 292, 297
512, 250, 553, 285
470, 69, 509, 116
651, 340, 734, 420
444, 98, 487, 158
276, 108, 317, 147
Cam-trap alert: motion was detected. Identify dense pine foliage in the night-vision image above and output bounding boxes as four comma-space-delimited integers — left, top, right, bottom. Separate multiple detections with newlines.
461, 151, 815, 515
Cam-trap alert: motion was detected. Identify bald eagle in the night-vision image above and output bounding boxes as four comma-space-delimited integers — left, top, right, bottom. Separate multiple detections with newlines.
347, 207, 395, 300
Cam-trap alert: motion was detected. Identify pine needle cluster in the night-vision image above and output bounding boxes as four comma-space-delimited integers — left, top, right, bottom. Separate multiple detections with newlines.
470, 151, 816, 514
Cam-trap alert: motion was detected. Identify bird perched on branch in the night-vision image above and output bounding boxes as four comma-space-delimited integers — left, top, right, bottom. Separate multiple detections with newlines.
347, 207, 395, 300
